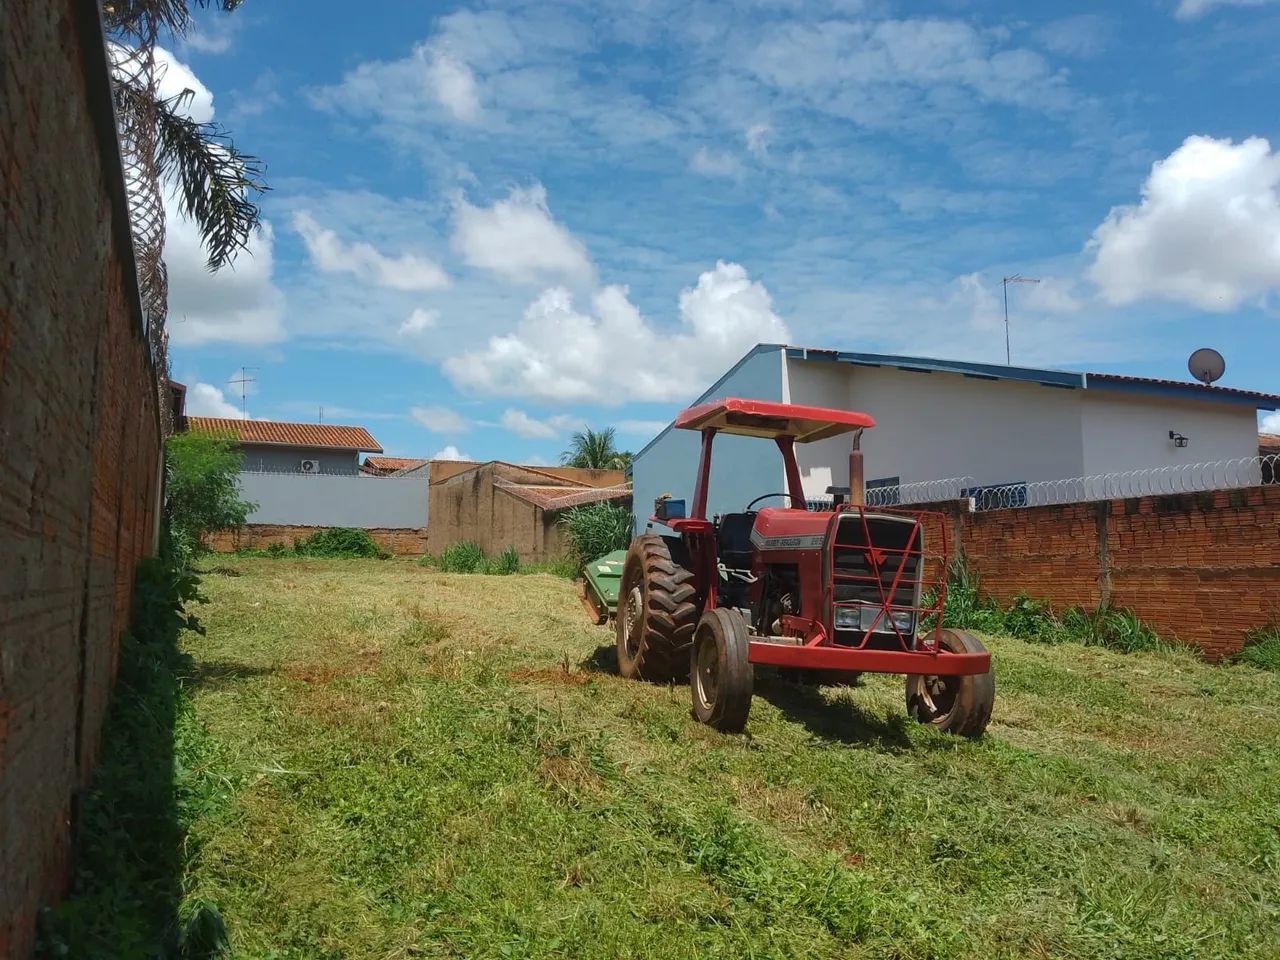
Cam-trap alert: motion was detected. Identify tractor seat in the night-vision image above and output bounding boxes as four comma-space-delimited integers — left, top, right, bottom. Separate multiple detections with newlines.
717, 512, 757, 571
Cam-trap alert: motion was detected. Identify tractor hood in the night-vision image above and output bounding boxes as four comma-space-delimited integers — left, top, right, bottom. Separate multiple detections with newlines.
748, 508, 831, 552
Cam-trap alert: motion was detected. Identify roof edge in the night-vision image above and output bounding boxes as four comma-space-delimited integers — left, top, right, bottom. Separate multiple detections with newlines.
633, 343, 786, 462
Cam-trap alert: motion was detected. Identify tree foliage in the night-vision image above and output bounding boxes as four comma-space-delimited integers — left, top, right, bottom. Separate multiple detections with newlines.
166, 432, 254, 563
561, 427, 633, 470
105, 0, 265, 271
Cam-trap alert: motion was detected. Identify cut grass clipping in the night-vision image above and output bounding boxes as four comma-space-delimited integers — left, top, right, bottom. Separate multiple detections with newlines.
114, 556, 1280, 959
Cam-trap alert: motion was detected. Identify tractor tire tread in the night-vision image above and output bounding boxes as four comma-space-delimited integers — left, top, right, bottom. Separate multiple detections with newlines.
616, 534, 700, 682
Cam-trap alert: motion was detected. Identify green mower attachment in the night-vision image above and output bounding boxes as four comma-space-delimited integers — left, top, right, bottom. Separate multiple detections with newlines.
579, 549, 627, 625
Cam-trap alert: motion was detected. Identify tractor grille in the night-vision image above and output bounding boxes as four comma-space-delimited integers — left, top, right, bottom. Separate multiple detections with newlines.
831, 513, 922, 647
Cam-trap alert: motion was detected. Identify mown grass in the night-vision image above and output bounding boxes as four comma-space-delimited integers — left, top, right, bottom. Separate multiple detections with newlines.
176, 557, 1280, 959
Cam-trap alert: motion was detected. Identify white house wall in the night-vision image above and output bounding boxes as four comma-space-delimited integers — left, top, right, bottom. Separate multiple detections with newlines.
788, 358, 1087, 497
630, 346, 786, 532
1080, 391, 1261, 479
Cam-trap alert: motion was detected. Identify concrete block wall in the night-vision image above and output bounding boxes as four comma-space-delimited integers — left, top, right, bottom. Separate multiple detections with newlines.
1, 1, 164, 955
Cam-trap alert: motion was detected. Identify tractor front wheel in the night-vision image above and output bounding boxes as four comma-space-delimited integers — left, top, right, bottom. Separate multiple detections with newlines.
616, 535, 698, 682
690, 608, 754, 733
905, 629, 994, 737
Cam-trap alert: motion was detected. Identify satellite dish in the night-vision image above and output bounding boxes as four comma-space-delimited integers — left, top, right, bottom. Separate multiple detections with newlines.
1188, 347, 1225, 386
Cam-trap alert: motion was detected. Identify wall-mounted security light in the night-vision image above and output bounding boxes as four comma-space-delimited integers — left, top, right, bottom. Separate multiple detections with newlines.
1169, 430, 1189, 448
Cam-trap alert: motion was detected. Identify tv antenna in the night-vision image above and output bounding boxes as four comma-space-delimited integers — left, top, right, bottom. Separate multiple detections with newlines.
1187, 348, 1225, 386
1002, 275, 1040, 365
228, 366, 257, 418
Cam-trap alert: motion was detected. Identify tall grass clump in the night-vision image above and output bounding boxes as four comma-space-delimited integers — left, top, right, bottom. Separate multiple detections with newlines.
439, 540, 487, 573
1238, 623, 1280, 672
559, 501, 632, 569
487, 545, 521, 575
941, 561, 1168, 654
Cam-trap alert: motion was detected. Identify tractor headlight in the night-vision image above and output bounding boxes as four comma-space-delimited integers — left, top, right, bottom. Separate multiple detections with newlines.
834, 607, 860, 629
835, 605, 915, 633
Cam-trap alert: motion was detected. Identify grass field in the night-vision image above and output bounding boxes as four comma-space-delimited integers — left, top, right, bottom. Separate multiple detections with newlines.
176, 557, 1280, 959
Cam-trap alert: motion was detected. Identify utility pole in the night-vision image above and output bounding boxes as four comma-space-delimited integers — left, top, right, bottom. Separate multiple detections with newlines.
228, 366, 257, 418
1002, 275, 1040, 365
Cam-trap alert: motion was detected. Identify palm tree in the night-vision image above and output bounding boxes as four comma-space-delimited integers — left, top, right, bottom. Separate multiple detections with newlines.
104, 0, 264, 291
103, 0, 264, 430
562, 427, 630, 470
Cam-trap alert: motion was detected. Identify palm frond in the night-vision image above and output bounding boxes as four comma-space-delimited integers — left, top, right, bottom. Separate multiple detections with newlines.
116, 78, 266, 269
561, 427, 621, 469
103, 0, 244, 40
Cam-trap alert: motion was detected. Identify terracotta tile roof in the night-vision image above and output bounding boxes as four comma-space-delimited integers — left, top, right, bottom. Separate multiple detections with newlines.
188, 417, 383, 452
495, 481, 632, 511
1261, 434, 1280, 454
361, 456, 428, 475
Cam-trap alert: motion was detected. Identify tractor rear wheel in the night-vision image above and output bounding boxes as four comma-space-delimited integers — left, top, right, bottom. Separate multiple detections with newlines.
905, 628, 994, 737
616, 535, 698, 682
690, 608, 754, 733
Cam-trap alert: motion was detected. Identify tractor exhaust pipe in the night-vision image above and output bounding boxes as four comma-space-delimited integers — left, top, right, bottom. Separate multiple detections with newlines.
848, 429, 865, 507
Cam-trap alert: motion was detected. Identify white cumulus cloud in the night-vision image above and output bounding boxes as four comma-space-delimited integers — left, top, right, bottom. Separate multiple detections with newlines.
165, 205, 286, 345
445, 261, 790, 404
432, 445, 472, 461
426, 48, 481, 121
500, 409, 584, 438
451, 184, 593, 285
1175, 0, 1277, 19
293, 211, 450, 291
1088, 135, 1280, 311
410, 405, 469, 433
1261, 411, 1280, 433
186, 382, 247, 419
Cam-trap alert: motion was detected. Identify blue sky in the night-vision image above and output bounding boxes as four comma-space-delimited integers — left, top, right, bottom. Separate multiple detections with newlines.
162, 0, 1280, 461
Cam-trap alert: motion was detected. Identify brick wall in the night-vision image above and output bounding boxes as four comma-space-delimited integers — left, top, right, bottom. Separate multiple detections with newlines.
949, 486, 1280, 659
208, 524, 431, 556
0, 2, 164, 956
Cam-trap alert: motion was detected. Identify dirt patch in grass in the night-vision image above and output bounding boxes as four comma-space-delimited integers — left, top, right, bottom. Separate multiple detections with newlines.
537, 755, 607, 794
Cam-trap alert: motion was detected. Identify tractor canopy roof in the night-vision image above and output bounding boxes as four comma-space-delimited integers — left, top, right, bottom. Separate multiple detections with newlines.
675, 397, 875, 442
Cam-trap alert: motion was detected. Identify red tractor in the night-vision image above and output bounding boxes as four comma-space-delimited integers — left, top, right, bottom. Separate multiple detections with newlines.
617, 397, 994, 736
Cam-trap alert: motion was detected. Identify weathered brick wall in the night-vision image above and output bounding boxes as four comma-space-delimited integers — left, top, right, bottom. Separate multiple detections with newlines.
208, 524, 431, 556
0, 2, 164, 955
961, 501, 1105, 611
949, 487, 1280, 659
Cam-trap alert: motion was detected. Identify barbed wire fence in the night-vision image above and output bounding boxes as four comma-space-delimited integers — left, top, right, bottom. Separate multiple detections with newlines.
105, 16, 173, 434
807, 455, 1277, 513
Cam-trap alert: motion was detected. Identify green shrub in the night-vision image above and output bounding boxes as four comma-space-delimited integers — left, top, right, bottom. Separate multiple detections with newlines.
940, 561, 1167, 654
416, 553, 438, 568
165, 432, 256, 568
486, 545, 521, 575
559, 501, 632, 569
439, 540, 486, 573
1238, 624, 1280, 672
293, 527, 387, 559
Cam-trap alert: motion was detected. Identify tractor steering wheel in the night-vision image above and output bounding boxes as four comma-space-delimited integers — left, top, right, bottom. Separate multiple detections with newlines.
745, 492, 799, 511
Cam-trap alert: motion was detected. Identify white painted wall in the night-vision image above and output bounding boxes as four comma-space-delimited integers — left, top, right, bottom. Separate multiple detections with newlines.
789, 359, 1087, 498
635, 348, 1268, 521
630, 346, 786, 532
1081, 391, 1262, 479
